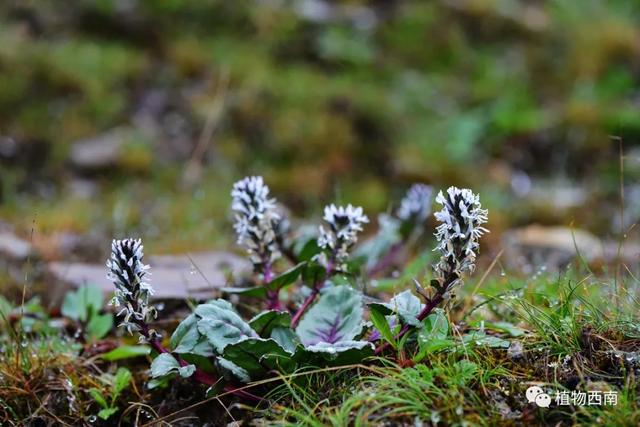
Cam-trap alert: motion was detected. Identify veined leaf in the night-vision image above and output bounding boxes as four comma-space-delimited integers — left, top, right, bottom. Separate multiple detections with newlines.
296, 286, 364, 346
170, 314, 200, 353
222, 338, 296, 377
150, 353, 180, 378
195, 301, 257, 353
216, 357, 251, 383
150, 353, 195, 379
270, 327, 299, 354
369, 290, 424, 327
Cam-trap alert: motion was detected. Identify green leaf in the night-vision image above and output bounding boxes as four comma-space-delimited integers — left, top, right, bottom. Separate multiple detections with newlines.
204, 299, 235, 310
195, 302, 257, 353
369, 308, 396, 349
413, 339, 455, 361
249, 310, 292, 337
89, 388, 108, 409
23, 296, 44, 315
296, 286, 364, 346
296, 236, 322, 262
270, 327, 299, 354
421, 310, 448, 340
267, 262, 306, 290
301, 263, 327, 287
0, 295, 14, 320
190, 338, 216, 357
149, 354, 194, 379
169, 313, 216, 357
62, 285, 104, 322
150, 353, 180, 378
170, 314, 200, 353
178, 364, 196, 378
216, 357, 251, 383
113, 368, 132, 396
101, 345, 150, 361
463, 332, 510, 349
484, 321, 526, 337
223, 338, 295, 377
179, 354, 215, 372
87, 313, 113, 341
369, 290, 424, 327
296, 340, 374, 364
147, 376, 171, 390
98, 407, 118, 420
220, 286, 268, 298
416, 311, 450, 358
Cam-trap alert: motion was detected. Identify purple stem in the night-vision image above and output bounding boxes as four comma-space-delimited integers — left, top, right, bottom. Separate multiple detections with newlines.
291, 286, 320, 328
291, 261, 334, 328
374, 292, 444, 355
263, 264, 284, 311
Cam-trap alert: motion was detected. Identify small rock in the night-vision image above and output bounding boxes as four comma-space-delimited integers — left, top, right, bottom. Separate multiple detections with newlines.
47, 251, 251, 305
0, 231, 33, 262
503, 225, 602, 273
0, 136, 17, 159
507, 341, 524, 361
69, 129, 126, 171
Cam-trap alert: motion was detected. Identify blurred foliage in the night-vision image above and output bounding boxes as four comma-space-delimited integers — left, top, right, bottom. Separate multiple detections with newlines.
0, 0, 638, 251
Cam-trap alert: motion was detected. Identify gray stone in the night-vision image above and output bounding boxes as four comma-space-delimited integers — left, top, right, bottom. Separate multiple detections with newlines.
51, 231, 104, 262
47, 251, 251, 304
69, 129, 126, 171
503, 225, 603, 273
0, 231, 33, 262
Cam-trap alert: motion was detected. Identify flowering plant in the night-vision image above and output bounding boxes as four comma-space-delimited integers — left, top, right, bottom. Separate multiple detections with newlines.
107, 178, 488, 400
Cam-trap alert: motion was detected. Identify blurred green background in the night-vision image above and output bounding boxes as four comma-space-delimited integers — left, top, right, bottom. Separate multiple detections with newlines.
0, 0, 639, 255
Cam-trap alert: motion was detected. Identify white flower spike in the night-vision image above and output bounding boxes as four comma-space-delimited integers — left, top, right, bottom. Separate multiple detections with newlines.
107, 238, 157, 336
397, 183, 432, 224
318, 204, 369, 268
231, 176, 282, 269
433, 187, 488, 290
